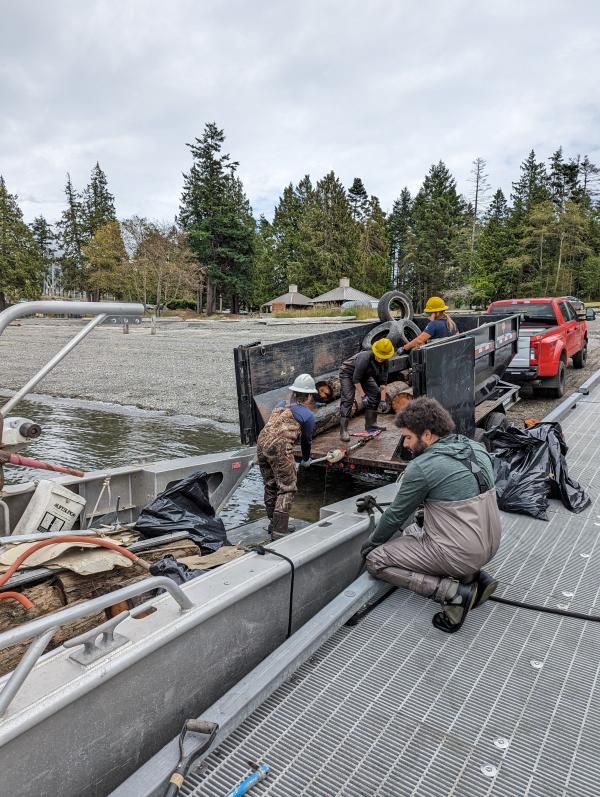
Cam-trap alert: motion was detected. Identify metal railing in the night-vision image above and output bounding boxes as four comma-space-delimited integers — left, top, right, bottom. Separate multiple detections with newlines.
0, 575, 194, 717
0, 300, 144, 416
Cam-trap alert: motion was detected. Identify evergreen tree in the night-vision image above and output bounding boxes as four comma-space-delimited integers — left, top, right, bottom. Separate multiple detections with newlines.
471, 189, 518, 302
0, 176, 45, 310
357, 196, 390, 296
511, 150, 549, 220
410, 161, 469, 309
179, 123, 255, 314
56, 173, 86, 291
30, 215, 56, 290
271, 178, 313, 292
469, 157, 490, 256
82, 163, 116, 237
347, 178, 369, 222
299, 171, 360, 296
548, 148, 579, 210
387, 188, 413, 291
579, 155, 600, 205
251, 216, 278, 307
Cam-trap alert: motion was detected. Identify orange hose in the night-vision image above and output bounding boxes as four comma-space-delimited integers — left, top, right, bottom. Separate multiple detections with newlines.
0, 592, 34, 610
0, 535, 145, 610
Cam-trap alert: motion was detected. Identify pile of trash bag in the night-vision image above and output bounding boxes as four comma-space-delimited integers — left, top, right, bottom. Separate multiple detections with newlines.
134, 471, 228, 552
488, 421, 590, 520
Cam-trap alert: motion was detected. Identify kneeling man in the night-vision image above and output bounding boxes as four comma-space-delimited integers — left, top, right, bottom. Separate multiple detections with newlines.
363, 397, 501, 632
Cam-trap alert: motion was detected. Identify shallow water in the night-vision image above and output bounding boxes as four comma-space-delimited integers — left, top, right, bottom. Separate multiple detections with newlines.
1, 392, 391, 525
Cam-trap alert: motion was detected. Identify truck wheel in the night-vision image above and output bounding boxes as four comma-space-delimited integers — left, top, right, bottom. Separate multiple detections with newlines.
543, 360, 566, 398
572, 341, 587, 369
362, 321, 404, 350
377, 291, 414, 323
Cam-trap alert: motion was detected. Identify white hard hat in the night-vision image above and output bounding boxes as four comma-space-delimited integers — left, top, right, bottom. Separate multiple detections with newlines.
288, 373, 318, 394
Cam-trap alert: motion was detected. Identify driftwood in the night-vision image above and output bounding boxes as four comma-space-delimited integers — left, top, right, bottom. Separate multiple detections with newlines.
313, 395, 365, 436
0, 537, 200, 676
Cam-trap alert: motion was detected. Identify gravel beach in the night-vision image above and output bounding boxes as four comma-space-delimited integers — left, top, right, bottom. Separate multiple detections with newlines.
0, 319, 355, 424
1, 316, 598, 427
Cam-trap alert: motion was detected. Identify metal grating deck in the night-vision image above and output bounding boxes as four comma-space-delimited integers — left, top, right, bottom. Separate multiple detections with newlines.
182, 394, 600, 797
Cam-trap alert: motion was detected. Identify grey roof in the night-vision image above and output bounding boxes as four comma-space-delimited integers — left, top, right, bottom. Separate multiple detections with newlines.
312, 285, 377, 304
263, 290, 313, 307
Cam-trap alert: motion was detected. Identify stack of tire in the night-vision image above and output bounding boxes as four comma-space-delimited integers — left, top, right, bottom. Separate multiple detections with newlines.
361, 290, 421, 351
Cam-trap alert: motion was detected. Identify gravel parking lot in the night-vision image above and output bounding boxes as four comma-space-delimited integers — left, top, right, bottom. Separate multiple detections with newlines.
1, 316, 598, 427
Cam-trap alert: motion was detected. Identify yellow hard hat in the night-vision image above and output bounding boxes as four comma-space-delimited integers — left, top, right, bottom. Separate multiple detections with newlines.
424, 296, 449, 313
371, 337, 395, 360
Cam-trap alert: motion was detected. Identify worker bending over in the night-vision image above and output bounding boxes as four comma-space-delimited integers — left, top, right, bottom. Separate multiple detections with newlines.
400, 296, 457, 353
338, 337, 395, 442
257, 373, 317, 539
363, 397, 501, 632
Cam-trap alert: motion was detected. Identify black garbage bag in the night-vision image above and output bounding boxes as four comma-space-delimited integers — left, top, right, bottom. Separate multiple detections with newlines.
134, 471, 228, 552
488, 422, 590, 520
149, 554, 205, 584
526, 422, 591, 513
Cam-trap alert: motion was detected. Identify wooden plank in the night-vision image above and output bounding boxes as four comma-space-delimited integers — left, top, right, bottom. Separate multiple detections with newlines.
301, 417, 407, 471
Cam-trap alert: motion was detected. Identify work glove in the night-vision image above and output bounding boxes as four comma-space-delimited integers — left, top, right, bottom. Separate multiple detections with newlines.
361, 539, 378, 559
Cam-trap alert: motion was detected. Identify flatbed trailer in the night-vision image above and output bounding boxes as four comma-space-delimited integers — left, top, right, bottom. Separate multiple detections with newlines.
235, 313, 520, 476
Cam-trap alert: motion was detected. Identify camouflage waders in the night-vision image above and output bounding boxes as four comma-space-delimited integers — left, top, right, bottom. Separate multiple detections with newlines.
257, 406, 300, 519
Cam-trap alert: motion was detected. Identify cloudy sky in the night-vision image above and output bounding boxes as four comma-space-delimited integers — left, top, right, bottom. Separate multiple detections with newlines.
2, 0, 599, 224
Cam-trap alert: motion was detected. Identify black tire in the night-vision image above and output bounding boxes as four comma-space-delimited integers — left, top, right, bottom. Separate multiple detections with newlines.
377, 290, 414, 323
483, 411, 508, 432
572, 341, 587, 369
542, 359, 566, 398
395, 319, 422, 345
362, 321, 404, 350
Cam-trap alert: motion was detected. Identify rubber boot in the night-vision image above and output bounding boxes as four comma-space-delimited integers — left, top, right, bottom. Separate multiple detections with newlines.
432, 582, 478, 634
340, 417, 350, 442
270, 511, 296, 539
364, 408, 387, 433
473, 570, 498, 608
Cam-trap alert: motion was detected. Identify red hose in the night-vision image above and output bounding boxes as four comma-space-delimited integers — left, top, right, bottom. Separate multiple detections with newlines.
0, 592, 34, 610
0, 535, 145, 610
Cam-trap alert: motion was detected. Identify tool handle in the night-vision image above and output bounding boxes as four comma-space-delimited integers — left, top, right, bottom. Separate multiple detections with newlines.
226, 763, 270, 797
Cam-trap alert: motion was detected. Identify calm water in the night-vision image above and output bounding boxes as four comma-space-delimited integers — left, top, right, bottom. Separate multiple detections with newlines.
1, 392, 388, 526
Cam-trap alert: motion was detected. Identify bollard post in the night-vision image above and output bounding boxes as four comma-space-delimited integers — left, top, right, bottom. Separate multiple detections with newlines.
151, 316, 156, 335
122, 319, 129, 334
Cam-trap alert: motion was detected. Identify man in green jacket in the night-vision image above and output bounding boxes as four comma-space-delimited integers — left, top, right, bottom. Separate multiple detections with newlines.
363, 397, 501, 633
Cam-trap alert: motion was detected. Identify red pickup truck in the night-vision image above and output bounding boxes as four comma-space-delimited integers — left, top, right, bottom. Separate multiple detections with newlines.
487, 297, 588, 397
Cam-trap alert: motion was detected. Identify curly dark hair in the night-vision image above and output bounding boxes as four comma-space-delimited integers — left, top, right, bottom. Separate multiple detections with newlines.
394, 397, 455, 437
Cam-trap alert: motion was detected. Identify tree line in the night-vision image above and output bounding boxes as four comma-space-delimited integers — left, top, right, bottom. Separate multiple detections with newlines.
1, 123, 600, 314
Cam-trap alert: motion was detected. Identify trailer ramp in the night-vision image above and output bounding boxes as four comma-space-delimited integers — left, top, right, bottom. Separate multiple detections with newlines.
181, 381, 600, 796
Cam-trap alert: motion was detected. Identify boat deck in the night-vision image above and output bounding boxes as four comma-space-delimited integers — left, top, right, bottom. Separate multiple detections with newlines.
182, 377, 600, 796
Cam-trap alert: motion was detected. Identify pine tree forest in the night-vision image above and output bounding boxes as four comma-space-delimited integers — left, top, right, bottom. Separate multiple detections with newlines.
1, 133, 600, 312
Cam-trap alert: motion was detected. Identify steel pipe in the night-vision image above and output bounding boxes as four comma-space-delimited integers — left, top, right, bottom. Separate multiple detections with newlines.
0, 301, 144, 337
1, 314, 106, 415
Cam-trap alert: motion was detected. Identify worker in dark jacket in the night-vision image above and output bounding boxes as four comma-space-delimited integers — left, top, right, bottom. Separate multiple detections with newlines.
338, 337, 395, 442
257, 373, 317, 539
400, 296, 457, 353
362, 397, 501, 633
